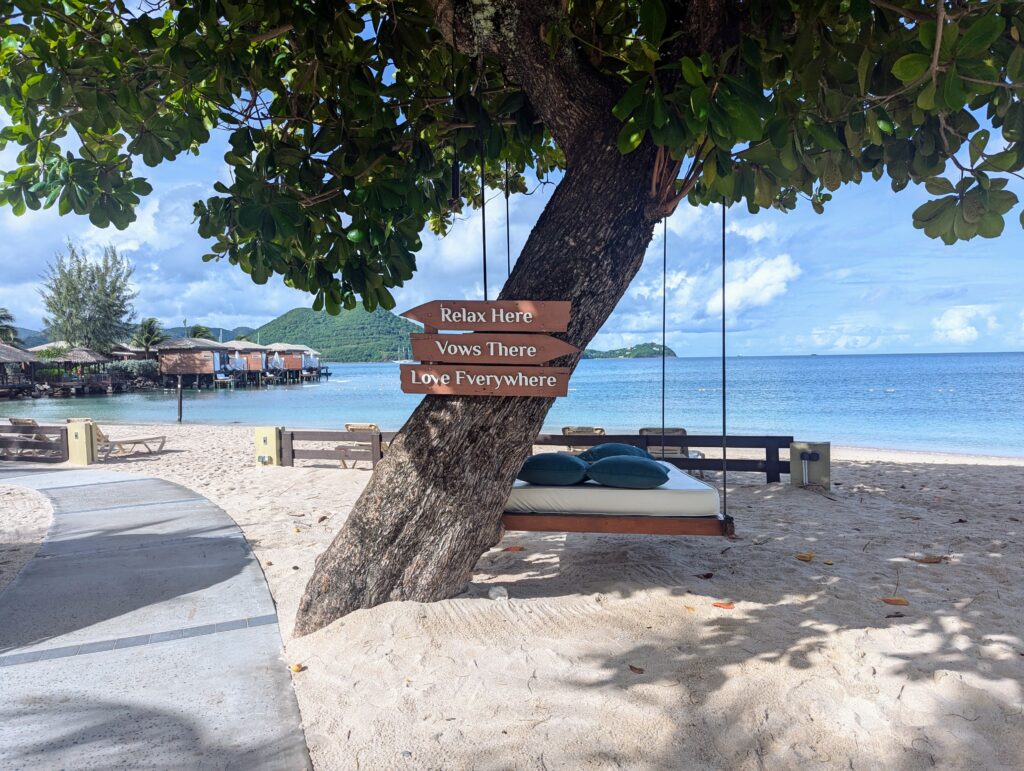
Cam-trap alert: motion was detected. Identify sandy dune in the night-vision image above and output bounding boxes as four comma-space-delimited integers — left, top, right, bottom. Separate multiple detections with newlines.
8, 422, 1024, 769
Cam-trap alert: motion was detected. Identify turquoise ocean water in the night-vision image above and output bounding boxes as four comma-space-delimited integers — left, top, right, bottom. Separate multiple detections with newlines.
2, 352, 1021, 456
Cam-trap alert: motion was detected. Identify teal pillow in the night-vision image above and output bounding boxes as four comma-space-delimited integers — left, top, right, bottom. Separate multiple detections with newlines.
586, 456, 670, 489
578, 442, 653, 463
518, 452, 589, 486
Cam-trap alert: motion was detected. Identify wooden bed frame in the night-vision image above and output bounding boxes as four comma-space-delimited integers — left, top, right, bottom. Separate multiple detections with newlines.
502, 512, 735, 537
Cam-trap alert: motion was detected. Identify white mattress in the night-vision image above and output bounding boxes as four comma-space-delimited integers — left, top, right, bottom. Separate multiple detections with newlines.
506, 464, 721, 518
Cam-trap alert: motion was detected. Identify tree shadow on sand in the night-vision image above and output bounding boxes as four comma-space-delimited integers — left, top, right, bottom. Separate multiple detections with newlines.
462, 461, 1024, 768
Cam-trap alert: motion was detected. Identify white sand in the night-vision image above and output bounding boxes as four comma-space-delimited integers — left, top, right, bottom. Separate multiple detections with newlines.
0, 485, 53, 595
47, 425, 1024, 767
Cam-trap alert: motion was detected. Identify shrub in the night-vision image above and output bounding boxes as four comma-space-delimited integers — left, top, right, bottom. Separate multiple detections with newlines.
107, 359, 159, 381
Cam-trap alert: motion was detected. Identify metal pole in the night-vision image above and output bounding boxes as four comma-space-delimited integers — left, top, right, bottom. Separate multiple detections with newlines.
177, 375, 183, 423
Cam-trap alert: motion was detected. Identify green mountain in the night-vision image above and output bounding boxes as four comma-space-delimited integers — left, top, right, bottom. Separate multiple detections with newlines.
13, 327, 47, 347
582, 342, 676, 359
251, 307, 420, 362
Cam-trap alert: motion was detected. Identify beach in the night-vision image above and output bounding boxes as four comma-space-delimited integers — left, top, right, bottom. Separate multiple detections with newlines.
3, 423, 1023, 769
0, 485, 52, 595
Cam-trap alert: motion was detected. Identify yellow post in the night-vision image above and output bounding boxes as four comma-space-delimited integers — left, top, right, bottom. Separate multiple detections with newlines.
254, 427, 281, 466
790, 441, 831, 490
66, 420, 97, 466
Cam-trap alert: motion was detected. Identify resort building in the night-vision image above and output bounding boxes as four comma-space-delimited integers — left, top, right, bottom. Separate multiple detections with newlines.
156, 337, 231, 388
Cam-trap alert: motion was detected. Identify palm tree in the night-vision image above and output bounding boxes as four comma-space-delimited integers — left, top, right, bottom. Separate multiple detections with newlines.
131, 317, 167, 353
186, 324, 214, 340
0, 307, 22, 345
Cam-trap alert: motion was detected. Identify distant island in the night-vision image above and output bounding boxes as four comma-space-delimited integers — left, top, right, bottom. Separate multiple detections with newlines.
582, 342, 676, 359
249, 307, 421, 362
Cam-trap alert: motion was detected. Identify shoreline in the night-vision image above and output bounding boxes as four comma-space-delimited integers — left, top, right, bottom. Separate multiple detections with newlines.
3, 414, 1021, 462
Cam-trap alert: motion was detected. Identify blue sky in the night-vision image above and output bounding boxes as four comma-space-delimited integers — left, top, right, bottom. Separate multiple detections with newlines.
1, 130, 1022, 356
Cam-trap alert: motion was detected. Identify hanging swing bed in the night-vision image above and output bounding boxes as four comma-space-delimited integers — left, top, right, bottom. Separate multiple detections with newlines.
502, 211, 733, 538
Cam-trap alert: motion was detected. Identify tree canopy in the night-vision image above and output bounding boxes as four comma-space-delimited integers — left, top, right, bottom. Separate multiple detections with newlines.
40, 242, 136, 352
131, 316, 168, 351
0, 307, 20, 344
1, 0, 1022, 315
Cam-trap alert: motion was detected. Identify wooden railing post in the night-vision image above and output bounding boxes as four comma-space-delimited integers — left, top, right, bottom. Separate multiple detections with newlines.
765, 444, 781, 483
281, 430, 294, 467
371, 433, 382, 467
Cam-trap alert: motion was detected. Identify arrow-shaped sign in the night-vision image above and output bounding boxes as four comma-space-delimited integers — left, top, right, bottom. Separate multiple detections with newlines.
401, 364, 571, 397
410, 333, 578, 365
401, 300, 571, 332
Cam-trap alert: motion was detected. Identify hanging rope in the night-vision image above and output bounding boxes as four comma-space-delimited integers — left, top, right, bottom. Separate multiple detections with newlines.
660, 217, 667, 460
504, 161, 511, 277
479, 124, 488, 301
721, 203, 728, 518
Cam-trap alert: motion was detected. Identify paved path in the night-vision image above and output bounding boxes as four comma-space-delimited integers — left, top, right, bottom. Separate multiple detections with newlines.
0, 463, 310, 770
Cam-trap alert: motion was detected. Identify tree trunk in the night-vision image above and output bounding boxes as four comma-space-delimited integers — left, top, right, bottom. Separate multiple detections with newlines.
293, 0, 664, 636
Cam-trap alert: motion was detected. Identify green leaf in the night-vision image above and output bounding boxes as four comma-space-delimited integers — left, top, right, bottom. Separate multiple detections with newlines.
969, 129, 989, 166
942, 68, 966, 111
681, 57, 702, 87
808, 122, 844, 151
651, 88, 669, 129
977, 211, 1004, 238
891, 53, 930, 82
612, 80, 647, 121
925, 177, 955, 195
1008, 46, 1024, 82
980, 149, 1018, 172
916, 81, 936, 110
617, 120, 644, 154
956, 14, 1005, 58
639, 0, 667, 45
346, 227, 365, 243
857, 48, 875, 94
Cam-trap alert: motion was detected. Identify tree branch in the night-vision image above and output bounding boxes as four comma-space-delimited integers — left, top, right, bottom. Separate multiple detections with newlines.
427, 0, 613, 161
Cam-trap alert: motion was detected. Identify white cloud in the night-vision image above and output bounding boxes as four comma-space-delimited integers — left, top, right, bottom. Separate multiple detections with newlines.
931, 304, 998, 345
726, 219, 777, 243
705, 254, 801, 317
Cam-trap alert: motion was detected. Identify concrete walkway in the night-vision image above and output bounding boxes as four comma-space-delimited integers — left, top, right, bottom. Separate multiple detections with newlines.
0, 463, 310, 770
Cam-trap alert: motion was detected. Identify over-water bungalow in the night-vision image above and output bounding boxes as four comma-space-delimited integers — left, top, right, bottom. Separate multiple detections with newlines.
156, 337, 231, 389
224, 340, 269, 386
0, 342, 38, 399
264, 342, 306, 383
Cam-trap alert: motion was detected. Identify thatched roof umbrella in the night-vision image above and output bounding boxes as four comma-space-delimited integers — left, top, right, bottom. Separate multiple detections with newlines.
49, 346, 110, 365
0, 342, 40, 365
28, 340, 71, 353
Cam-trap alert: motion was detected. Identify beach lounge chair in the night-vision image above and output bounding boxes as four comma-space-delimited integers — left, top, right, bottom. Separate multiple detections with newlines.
337, 422, 386, 469
66, 418, 166, 460
561, 426, 605, 454
6, 418, 62, 458
639, 427, 706, 478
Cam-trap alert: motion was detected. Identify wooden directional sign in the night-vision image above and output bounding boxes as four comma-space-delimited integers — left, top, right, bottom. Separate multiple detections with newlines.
401, 300, 571, 332
401, 364, 571, 397
410, 333, 578, 366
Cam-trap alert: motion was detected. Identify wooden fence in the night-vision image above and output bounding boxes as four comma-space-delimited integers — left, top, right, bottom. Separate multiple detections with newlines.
533, 433, 794, 483
279, 429, 398, 468
275, 427, 793, 483
0, 425, 70, 463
